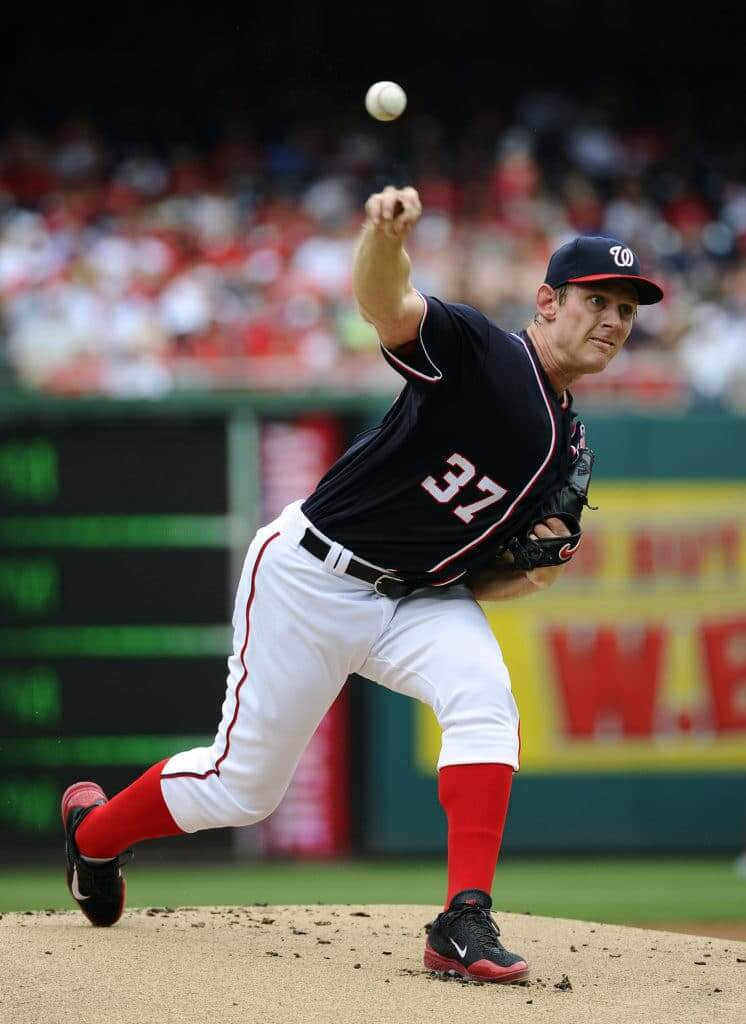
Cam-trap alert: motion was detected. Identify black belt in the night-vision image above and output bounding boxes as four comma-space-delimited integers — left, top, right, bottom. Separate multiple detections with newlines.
299, 529, 414, 599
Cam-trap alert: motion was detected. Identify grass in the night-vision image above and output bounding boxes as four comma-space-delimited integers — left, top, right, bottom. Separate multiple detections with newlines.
1, 858, 744, 924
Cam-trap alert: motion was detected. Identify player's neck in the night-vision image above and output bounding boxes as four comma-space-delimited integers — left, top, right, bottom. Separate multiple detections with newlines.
525, 324, 578, 395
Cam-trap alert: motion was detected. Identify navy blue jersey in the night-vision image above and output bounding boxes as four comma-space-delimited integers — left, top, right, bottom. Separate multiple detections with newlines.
302, 295, 581, 586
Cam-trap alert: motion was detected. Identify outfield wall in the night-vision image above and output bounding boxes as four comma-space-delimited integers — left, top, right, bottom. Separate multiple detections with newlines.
0, 395, 744, 856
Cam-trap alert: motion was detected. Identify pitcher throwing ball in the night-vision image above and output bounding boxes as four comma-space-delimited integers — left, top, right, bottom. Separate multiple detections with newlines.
61, 186, 663, 982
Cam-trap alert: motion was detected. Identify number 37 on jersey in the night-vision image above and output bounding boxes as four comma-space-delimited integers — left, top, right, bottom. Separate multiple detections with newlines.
421, 453, 506, 525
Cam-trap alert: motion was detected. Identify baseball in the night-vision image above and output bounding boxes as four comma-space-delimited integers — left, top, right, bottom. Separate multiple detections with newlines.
365, 81, 407, 122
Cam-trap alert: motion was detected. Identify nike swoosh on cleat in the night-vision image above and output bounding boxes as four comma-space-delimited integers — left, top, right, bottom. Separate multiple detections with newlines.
71, 867, 91, 901
449, 938, 467, 958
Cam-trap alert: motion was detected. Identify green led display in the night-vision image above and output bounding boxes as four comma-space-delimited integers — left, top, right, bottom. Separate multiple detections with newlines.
0, 777, 58, 831
0, 440, 58, 504
0, 515, 233, 548
0, 735, 212, 766
0, 624, 231, 656
0, 667, 61, 726
0, 558, 59, 615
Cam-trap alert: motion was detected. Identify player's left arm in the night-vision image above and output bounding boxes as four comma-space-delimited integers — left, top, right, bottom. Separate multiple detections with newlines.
469, 517, 570, 601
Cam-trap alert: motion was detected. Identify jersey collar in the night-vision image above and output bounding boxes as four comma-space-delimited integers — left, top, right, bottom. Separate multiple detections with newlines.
517, 330, 572, 410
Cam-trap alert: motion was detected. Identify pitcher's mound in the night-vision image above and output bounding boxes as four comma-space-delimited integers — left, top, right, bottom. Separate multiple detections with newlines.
1, 904, 743, 1024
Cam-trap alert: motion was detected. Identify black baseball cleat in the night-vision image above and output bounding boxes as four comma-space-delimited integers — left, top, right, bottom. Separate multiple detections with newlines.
61, 781, 131, 927
424, 888, 528, 982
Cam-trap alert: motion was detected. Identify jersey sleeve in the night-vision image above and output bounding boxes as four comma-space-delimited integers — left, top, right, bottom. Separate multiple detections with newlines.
379, 293, 491, 388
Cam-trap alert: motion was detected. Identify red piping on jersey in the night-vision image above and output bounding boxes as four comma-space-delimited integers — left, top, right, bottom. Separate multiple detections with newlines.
379, 293, 443, 383
427, 335, 558, 574
431, 571, 467, 587
161, 530, 281, 782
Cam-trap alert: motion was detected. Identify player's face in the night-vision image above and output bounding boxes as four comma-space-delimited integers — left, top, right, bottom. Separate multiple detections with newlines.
556, 282, 639, 373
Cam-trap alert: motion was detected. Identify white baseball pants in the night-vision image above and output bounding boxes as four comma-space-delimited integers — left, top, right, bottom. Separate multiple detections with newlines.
161, 501, 520, 833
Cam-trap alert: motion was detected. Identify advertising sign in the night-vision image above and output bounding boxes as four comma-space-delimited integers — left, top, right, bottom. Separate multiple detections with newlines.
416, 483, 746, 774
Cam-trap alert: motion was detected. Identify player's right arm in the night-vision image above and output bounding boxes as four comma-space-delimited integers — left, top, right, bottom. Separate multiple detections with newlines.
356, 186, 493, 386
468, 518, 572, 601
353, 186, 425, 350
468, 567, 538, 602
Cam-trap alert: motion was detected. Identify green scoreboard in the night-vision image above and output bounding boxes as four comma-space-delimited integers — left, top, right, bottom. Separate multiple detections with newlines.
0, 416, 252, 854
0, 398, 373, 860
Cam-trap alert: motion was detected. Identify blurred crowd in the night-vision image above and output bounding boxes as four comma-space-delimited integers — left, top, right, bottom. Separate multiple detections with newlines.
1, 93, 745, 406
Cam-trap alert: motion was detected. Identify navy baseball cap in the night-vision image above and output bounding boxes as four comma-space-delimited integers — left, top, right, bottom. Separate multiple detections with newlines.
545, 236, 664, 305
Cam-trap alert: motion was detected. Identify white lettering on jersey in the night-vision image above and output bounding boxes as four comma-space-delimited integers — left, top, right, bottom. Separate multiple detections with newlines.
453, 476, 507, 523
421, 454, 506, 523
421, 453, 476, 503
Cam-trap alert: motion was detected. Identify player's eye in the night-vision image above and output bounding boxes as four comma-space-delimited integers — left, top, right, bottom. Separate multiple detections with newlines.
588, 295, 604, 307
620, 304, 636, 319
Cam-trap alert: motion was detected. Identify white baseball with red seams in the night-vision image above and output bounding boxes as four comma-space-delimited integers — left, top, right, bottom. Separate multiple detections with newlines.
159, 500, 519, 833
365, 81, 407, 121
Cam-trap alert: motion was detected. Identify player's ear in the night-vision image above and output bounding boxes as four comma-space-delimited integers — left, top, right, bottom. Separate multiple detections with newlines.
535, 283, 559, 322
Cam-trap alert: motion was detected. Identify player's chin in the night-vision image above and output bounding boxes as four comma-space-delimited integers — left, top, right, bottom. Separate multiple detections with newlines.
583, 346, 616, 373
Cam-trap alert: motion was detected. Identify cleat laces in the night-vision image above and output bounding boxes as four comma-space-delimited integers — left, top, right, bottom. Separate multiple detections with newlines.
449, 903, 503, 952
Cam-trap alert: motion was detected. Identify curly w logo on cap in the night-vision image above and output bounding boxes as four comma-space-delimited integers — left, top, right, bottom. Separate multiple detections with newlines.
545, 235, 664, 304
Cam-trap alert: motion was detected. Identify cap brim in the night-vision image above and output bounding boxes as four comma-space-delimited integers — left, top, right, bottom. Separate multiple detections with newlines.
567, 273, 664, 305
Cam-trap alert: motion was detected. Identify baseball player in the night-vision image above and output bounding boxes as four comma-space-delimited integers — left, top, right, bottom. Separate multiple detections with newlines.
61, 186, 663, 982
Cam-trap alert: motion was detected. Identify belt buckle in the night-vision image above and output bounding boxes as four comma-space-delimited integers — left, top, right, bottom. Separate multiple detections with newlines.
374, 574, 409, 599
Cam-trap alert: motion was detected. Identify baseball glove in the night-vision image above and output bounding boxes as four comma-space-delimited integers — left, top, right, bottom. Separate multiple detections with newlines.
502, 446, 596, 570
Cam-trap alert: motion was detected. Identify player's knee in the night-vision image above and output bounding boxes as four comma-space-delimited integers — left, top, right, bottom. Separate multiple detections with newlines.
438, 704, 520, 771
248, 791, 285, 824
202, 795, 282, 830
217, 776, 287, 827
435, 659, 514, 726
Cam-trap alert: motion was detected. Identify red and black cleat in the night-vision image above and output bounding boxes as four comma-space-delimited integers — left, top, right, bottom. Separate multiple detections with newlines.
424, 888, 528, 982
61, 781, 131, 927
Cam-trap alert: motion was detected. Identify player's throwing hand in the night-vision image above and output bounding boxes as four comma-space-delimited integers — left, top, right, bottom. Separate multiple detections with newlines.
365, 185, 422, 238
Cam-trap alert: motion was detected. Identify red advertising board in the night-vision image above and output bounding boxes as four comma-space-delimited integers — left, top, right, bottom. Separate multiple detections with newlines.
259, 415, 351, 857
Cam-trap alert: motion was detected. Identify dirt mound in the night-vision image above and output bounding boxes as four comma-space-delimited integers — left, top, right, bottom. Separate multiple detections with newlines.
1, 904, 743, 1024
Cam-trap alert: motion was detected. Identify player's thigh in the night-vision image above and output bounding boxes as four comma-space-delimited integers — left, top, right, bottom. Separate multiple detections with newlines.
360, 585, 520, 768
163, 520, 383, 825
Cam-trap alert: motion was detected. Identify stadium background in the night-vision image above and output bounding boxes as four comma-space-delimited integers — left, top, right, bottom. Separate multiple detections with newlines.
0, 3, 744, 935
